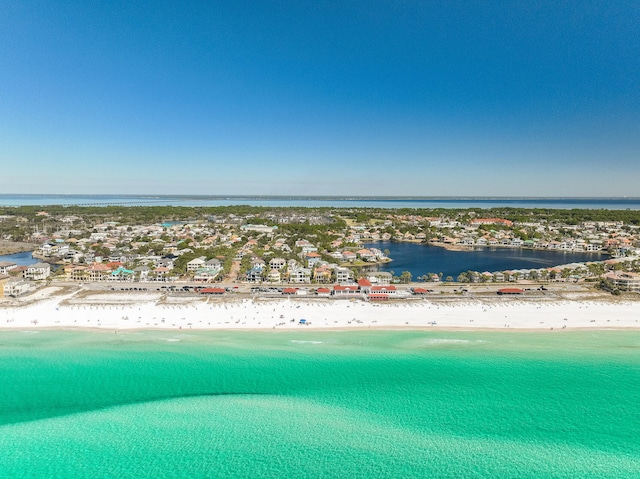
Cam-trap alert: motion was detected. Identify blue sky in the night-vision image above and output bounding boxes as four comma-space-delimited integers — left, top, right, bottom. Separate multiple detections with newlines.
1, 1, 638, 196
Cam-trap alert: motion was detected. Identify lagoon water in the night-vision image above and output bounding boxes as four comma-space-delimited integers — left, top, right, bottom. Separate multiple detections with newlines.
367, 242, 603, 279
1, 330, 639, 478
0, 251, 38, 266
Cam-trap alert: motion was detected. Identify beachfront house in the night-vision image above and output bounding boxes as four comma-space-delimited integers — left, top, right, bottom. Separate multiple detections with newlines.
110, 267, 134, 282
24, 263, 51, 281
3, 278, 35, 297
134, 266, 151, 282
289, 267, 311, 284
151, 267, 172, 282
313, 264, 333, 283
605, 272, 640, 292
0, 262, 18, 275
266, 269, 281, 283
88, 263, 112, 281
192, 259, 222, 282
246, 266, 264, 283
336, 267, 354, 284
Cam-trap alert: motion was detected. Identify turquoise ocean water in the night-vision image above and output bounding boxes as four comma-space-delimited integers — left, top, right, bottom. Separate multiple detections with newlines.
1, 330, 639, 478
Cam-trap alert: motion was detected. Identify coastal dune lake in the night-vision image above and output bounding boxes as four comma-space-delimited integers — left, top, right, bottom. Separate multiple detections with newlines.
1, 330, 639, 478
366, 242, 604, 279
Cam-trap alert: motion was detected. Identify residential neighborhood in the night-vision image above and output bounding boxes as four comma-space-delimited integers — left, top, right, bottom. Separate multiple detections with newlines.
0, 206, 639, 297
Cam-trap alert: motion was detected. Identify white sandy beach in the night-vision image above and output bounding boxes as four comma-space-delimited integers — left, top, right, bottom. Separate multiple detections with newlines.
1, 287, 639, 331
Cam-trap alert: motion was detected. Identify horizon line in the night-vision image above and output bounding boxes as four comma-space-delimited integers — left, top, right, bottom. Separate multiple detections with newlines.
1, 194, 639, 201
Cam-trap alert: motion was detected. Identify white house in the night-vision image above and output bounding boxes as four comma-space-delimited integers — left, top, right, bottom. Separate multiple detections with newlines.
335, 267, 354, 284
24, 263, 51, 281
4, 279, 35, 297
187, 257, 207, 272
0, 262, 17, 275
288, 267, 311, 284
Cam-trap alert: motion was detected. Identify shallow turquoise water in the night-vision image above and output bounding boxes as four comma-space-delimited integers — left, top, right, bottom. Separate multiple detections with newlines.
1, 330, 639, 478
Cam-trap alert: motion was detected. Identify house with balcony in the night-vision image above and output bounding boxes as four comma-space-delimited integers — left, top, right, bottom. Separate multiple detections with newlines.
356, 249, 376, 261
88, 263, 112, 281
152, 267, 171, 281
3, 278, 35, 297
0, 262, 17, 275
246, 266, 264, 283
305, 252, 322, 268
313, 264, 333, 283
289, 267, 311, 284
269, 258, 286, 270
335, 267, 354, 284
134, 266, 151, 282
266, 269, 281, 283
187, 257, 207, 272
24, 263, 51, 281
341, 251, 357, 262
605, 272, 640, 292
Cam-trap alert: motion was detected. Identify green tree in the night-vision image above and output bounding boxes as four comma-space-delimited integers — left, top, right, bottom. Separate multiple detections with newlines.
399, 271, 412, 284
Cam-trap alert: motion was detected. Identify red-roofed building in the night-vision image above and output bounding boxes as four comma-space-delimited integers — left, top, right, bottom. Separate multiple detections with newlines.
333, 285, 360, 296
200, 287, 225, 294
412, 288, 431, 295
283, 287, 298, 295
316, 287, 331, 296
357, 278, 372, 294
368, 293, 389, 301
497, 288, 524, 295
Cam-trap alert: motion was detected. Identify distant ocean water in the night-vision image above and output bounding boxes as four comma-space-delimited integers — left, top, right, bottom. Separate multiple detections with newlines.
1, 194, 640, 209
1, 330, 639, 478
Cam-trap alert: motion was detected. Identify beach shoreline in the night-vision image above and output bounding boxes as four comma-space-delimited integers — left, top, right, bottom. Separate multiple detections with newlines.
1, 284, 638, 332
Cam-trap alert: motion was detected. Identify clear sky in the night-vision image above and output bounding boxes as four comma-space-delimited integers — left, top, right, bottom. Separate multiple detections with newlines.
1, 1, 638, 196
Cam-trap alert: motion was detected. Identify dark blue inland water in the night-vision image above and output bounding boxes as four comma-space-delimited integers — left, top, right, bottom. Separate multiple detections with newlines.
365, 242, 604, 279
0, 250, 38, 266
